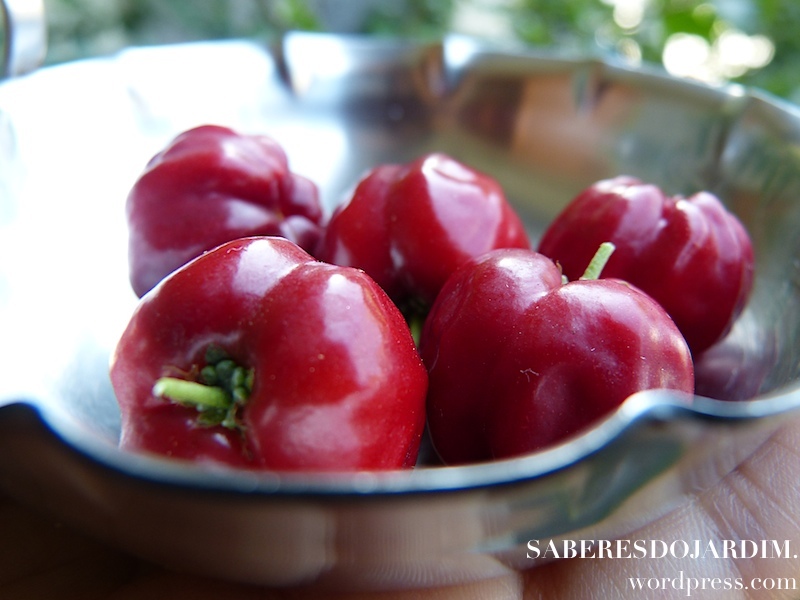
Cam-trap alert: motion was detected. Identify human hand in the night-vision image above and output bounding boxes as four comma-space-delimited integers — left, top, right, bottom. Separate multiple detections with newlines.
2, 420, 798, 599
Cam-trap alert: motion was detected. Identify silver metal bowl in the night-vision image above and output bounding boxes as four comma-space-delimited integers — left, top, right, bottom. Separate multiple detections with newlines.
1, 30, 800, 591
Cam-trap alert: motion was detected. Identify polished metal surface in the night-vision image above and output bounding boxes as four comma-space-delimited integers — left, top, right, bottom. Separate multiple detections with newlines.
1, 33, 799, 590
0, 0, 46, 78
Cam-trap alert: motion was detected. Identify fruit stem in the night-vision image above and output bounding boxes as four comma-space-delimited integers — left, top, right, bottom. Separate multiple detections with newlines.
580, 242, 616, 281
152, 377, 230, 410
408, 313, 425, 347
152, 345, 253, 429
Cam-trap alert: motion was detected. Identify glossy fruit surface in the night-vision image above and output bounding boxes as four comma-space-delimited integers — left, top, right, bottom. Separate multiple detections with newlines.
538, 176, 754, 355
419, 247, 694, 464
317, 152, 530, 314
127, 125, 325, 297
111, 236, 428, 471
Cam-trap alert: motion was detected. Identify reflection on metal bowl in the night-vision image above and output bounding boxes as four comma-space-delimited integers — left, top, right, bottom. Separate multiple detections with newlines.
0, 32, 799, 590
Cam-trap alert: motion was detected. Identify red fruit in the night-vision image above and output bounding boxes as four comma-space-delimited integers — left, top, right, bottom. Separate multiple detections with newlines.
127, 125, 325, 297
110, 236, 428, 471
538, 176, 754, 355
317, 152, 530, 314
419, 245, 694, 464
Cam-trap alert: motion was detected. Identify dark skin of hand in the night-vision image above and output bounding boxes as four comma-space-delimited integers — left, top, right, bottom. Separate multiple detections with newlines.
2, 420, 799, 600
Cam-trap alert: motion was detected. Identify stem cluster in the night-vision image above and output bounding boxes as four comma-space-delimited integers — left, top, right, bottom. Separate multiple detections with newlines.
152, 346, 254, 429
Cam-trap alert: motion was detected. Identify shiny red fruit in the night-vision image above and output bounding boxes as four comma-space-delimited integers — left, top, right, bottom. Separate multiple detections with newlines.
419, 247, 694, 464
111, 236, 428, 471
538, 176, 754, 355
127, 125, 325, 297
317, 152, 530, 314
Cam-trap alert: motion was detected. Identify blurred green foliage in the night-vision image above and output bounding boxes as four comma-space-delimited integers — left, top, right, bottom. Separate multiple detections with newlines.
39, 0, 800, 101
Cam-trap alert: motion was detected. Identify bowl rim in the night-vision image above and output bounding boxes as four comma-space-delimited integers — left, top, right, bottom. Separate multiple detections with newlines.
3, 34, 800, 498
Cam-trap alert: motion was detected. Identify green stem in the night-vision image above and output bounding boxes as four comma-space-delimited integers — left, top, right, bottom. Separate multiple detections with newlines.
408, 312, 425, 348
152, 345, 254, 429
580, 242, 616, 281
152, 377, 230, 411
399, 296, 430, 348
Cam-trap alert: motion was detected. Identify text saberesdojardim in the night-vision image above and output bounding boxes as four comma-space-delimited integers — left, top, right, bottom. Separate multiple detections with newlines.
526, 539, 795, 560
